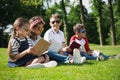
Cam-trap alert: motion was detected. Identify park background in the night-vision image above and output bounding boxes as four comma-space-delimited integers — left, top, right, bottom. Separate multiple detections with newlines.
0, 0, 120, 47
0, 0, 120, 80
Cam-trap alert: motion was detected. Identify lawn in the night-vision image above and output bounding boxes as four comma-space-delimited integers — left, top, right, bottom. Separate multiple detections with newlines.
0, 44, 120, 80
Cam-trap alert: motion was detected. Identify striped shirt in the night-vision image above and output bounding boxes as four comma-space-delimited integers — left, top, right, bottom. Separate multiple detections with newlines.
11, 36, 32, 54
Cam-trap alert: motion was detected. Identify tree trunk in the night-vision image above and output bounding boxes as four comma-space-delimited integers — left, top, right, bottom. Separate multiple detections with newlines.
79, 0, 85, 25
61, 0, 69, 45
108, 0, 116, 45
98, 0, 104, 46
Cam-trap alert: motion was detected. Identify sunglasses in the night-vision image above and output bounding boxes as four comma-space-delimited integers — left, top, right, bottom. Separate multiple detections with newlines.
78, 30, 86, 33
51, 20, 60, 24
37, 27, 44, 31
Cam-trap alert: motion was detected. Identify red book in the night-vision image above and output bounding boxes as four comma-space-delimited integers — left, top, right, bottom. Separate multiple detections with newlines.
68, 41, 81, 55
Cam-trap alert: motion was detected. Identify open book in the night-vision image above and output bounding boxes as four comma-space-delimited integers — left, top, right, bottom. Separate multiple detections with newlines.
32, 38, 51, 56
68, 41, 81, 55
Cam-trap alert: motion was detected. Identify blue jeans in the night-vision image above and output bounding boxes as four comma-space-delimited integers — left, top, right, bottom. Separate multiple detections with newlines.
100, 53, 109, 59
81, 52, 109, 60
81, 52, 97, 60
47, 50, 69, 63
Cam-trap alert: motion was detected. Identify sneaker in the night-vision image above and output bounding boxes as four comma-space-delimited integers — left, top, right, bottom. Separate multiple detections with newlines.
26, 63, 45, 68
96, 54, 104, 61
73, 48, 81, 64
109, 54, 120, 59
115, 54, 120, 59
80, 57, 86, 64
42, 61, 57, 68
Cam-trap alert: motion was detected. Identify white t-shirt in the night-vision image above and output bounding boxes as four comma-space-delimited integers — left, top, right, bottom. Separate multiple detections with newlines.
74, 38, 86, 52
44, 28, 65, 52
29, 36, 41, 46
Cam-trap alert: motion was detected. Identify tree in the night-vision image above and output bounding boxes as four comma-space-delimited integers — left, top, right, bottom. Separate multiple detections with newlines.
60, 0, 70, 45
91, 0, 105, 46
79, 0, 85, 25
108, 0, 116, 45
114, 0, 120, 44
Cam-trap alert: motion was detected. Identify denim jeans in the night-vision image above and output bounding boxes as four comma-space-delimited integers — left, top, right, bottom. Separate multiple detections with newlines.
100, 53, 109, 59
47, 50, 69, 63
81, 52, 109, 60
81, 52, 97, 60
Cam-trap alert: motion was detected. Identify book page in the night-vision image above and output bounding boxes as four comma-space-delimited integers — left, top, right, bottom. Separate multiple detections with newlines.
32, 38, 50, 56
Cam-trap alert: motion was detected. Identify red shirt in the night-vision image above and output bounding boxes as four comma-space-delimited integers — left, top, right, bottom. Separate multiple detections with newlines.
70, 35, 90, 52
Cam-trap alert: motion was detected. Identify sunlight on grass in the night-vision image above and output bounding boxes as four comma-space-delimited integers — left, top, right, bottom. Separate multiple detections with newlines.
0, 45, 120, 80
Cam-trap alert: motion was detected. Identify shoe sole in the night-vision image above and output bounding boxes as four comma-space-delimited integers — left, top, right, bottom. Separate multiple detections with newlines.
80, 57, 86, 63
97, 55, 105, 61
26, 63, 45, 68
73, 48, 81, 64
42, 61, 57, 67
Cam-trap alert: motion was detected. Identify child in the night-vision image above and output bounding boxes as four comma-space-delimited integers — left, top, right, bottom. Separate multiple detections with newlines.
29, 16, 73, 64
44, 13, 70, 54
28, 16, 58, 67
70, 23, 109, 60
44, 13, 86, 64
8, 17, 57, 68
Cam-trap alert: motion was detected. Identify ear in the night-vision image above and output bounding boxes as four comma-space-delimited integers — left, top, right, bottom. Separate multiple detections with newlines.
49, 22, 52, 27
59, 22, 62, 26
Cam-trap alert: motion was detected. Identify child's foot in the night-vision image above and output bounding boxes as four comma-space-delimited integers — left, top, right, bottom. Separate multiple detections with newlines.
96, 54, 104, 61
26, 63, 45, 68
80, 57, 86, 64
73, 48, 86, 64
109, 54, 120, 59
42, 60, 57, 67
26, 61, 57, 68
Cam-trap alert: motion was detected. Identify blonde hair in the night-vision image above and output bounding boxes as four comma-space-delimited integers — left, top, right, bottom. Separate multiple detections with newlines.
50, 13, 61, 21
8, 17, 29, 61
12, 17, 29, 37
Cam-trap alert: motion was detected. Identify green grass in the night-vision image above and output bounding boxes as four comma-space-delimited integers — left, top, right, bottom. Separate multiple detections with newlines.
0, 45, 120, 80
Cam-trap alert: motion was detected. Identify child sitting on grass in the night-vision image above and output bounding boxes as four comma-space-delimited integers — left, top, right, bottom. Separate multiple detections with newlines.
70, 23, 109, 60
8, 17, 57, 68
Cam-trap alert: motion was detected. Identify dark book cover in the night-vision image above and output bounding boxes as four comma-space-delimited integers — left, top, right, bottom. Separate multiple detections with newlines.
68, 41, 81, 55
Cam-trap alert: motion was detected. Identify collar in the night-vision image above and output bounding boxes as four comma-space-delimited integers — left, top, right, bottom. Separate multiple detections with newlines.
51, 28, 60, 34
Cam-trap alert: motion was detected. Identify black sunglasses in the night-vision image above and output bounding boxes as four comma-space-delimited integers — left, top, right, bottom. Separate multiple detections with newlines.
78, 30, 86, 33
51, 20, 60, 24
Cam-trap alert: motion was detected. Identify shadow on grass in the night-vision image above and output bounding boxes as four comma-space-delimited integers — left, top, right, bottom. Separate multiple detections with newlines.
57, 60, 95, 67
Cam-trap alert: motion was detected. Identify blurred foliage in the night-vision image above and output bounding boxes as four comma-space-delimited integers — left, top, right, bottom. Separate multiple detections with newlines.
0, 0, 120, 47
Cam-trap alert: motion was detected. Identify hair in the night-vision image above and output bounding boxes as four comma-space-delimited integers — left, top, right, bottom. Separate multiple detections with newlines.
8, 17, 29, 61
73, 23, 85, 33
50, 13, 61, 21
29, 16, 45, 29
12, 17, 29, 37
29, 16, 45, 40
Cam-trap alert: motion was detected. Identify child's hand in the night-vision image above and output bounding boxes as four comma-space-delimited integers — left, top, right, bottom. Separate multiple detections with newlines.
92, 50, 101, 57
44, 54, 49, 62
26, 47, 35, 54
62, 46, 72, 52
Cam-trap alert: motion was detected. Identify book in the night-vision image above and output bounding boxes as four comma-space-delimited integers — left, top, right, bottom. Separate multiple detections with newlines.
32, 38, 51, 56
68, 41, 81, 55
